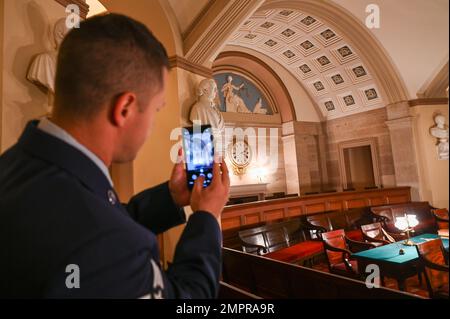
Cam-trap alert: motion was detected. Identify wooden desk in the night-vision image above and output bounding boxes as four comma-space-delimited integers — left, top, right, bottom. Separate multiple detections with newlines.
222, 186, 411, 230
352, 234, 449, 291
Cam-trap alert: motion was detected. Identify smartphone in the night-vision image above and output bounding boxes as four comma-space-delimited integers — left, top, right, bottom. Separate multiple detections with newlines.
182, 125, 215, 189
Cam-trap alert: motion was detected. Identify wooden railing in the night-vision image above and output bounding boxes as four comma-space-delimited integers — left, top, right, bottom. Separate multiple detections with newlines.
222, 247, 421, 299
222, 187, 411, 230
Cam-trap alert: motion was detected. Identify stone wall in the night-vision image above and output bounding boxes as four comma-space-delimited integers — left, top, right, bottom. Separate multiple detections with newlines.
323, 108, 396, 190
1, 0, 67, 151
224, 122, 287, 196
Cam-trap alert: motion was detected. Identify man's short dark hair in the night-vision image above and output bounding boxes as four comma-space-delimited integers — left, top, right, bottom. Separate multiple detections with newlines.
54, 13, 169, 118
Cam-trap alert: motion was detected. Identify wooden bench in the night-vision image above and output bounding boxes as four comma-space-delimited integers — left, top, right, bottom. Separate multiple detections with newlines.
222, 247, 422, 299
300, 208, 374, 242
369, 202, 439, 236
233, 208, 376, 266
237, 218, 324, 266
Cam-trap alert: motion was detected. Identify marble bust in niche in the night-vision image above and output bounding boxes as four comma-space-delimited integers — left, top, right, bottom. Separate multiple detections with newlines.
430, 114, 449, 160
27, 18, 69, 114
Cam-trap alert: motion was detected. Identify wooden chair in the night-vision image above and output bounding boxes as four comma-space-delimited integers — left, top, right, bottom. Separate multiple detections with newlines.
415, 238, 449, 299
361, 222, 396, 246
321, 229, 375, 279
432, 208, 449, 238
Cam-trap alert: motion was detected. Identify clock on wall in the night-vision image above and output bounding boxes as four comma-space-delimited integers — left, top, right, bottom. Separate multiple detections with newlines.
227, 139, 252, 175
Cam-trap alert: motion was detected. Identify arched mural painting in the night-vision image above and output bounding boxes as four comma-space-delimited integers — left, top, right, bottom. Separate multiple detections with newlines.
214, 72, 274, 115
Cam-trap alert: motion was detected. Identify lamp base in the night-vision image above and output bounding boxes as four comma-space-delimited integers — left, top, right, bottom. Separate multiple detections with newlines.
403, 240, 415, 246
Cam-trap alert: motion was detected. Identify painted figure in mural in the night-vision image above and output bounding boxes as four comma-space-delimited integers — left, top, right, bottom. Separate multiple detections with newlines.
253, 97, 268, 115
221, 75, 252, 113
27, 18, 69, 114
189, 78, 225, 134
430, 114, 449, 160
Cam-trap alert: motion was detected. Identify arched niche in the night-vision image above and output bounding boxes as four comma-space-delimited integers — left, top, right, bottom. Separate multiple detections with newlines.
95, 2, 182, 195
99, 0, 188, 267
99, 0, 181, 57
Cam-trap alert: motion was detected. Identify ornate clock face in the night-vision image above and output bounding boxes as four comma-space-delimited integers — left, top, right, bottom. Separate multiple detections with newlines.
228, 140, 251, 175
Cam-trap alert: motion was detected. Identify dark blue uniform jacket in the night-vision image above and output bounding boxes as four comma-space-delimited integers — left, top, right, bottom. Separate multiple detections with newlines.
0, 121, 221, 298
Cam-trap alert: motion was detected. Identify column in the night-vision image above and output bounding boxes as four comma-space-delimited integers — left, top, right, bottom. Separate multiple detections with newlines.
385, 102, 422, 200
282, 122, 300, 195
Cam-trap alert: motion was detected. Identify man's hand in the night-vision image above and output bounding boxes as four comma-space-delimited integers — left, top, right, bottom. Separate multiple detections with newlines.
168, 148, 190, 207
190, 158, 230, 223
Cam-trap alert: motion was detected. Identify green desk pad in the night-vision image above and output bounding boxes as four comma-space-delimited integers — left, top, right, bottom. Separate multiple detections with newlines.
353, 234, 449, 264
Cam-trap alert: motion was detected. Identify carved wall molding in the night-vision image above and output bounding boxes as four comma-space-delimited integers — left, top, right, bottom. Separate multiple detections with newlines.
417, 61, 449, 99
409, 98, 449, 107
182, 0, 217, 40
168, 55, 213, 78
385, 116, 415, 130
55, 0, 89, 19
184, 0, 265, 66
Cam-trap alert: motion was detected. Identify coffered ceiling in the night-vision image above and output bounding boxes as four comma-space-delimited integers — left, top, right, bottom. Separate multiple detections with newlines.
227, 8, 384, 120
333, 0, 449, 99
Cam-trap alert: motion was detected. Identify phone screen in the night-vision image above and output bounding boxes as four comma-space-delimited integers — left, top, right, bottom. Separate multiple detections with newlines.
182, 125, 214, 189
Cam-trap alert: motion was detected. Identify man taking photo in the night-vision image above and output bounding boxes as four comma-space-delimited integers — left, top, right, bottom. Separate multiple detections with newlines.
0, 13, 230, 299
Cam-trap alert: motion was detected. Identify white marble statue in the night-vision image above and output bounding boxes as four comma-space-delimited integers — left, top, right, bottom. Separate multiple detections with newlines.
430, 114, 449, 160
27, 18, 69, 114
221, 75, 252, 113
189, 79, 225, 134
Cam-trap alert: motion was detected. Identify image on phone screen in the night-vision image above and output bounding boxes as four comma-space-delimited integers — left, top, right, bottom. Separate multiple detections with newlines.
182, 125, 215, 189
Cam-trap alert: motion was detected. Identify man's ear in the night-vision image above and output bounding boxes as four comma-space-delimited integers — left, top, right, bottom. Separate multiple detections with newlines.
111, 92, 137, 127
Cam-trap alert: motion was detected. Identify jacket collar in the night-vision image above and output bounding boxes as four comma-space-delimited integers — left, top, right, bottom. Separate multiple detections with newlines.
17, 121, 120, 207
